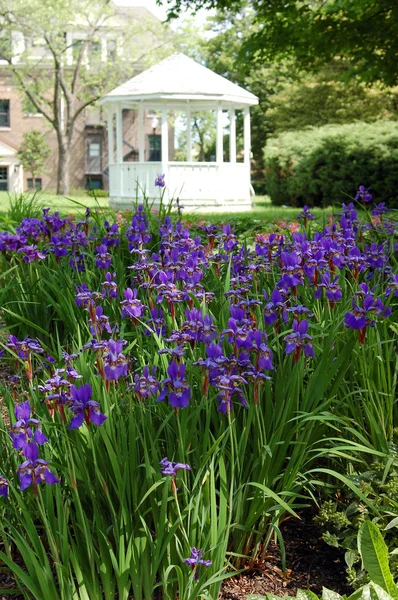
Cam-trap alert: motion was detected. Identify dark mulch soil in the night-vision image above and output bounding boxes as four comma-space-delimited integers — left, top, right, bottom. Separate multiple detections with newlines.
220, 510, 351, 599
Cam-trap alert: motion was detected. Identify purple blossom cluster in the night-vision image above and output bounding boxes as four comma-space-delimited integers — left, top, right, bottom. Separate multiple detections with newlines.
6, 400, 59, 496
0, 197, 396, 422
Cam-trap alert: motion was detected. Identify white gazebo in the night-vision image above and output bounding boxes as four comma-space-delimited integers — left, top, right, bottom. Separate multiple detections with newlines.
99, 53, 258, 212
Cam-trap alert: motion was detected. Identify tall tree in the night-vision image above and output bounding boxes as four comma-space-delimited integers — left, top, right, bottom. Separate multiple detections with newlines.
0, 0, 175, 194
161, 0, 398, 87
201, 6, 293, 177
268, 63, 398, 133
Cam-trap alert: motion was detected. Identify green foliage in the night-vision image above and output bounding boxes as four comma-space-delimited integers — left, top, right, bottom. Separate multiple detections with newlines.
246, 581, 397, 600
268, 64, 398, 134
315, 455, 398, 587
0, 198, 396, 598
16, 130, 51, 183
164, 0, 398, 87
264, 120, 398, 208
358, 522, 398, 598
202, 5, 292, 176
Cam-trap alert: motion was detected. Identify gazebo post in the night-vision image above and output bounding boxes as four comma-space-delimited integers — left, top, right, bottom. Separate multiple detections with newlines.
216, 104, 223, 164
116, 103, 123, 197
107, 105, 114, 164
161, 105, 168, 176
116, 103, 123, 164
186, 106, 192, 162
229, 108, 236, 164
138, 103, 145, 162
243, 107, 251, 166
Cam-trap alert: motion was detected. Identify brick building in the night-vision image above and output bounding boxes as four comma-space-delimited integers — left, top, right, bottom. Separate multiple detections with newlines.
0, 5, 174, 193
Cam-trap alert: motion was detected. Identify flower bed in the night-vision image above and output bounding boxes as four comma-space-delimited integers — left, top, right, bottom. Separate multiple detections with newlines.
0, 195, 396, 599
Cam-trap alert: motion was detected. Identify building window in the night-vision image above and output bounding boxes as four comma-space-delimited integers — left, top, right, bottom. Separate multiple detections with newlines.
89, 41, 101, 62
148, 134, 161, 162
86, 175, 103, 190
107, 39, 116, 62
27, 178, 42, 190
0, 100, 10, 127
23, 96, 42, 116
72, 40, 84, 63
86, 134, 102, 173
0, 166, 8, 191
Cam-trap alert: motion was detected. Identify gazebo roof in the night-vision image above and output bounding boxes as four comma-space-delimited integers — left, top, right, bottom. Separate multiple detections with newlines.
100, 53, 258, 107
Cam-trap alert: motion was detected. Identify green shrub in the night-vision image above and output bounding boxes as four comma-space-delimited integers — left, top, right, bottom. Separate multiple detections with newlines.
264, 120, 398, 208
252, 180, 267, 196
86, 188, 109, 197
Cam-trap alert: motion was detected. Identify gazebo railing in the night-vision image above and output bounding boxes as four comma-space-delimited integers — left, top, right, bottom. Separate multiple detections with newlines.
109, 162, 251, 204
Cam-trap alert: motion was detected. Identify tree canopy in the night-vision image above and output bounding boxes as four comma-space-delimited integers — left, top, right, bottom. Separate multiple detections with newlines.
161, 0, 398, 87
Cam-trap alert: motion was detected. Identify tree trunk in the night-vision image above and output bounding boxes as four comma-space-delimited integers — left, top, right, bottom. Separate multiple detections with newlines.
56, 135, 71, 195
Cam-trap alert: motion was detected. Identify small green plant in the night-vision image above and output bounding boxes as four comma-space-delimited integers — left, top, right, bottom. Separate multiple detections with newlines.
315, 455, 398, 587
247, 521, 398, 600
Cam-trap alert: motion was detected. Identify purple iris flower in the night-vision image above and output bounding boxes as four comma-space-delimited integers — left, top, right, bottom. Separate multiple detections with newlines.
278, 252, 304, 290
184, 547, 212, 579
102, 272, 118, 299
159, 457, 191, 476
297, 205, 314, 224
284, 319, 315, 363
10, 401, 49, 452
178, 308, 218, 345
133, 366, 160, 400
386, 274, 398, 298
355, 185, 372, 203
17, 245, 46, 263
344, 293, 391, 343
371, 203, 389, 218
145, 308, 166, 337
314, 272, 342, 305
121, 288, 146, 320
0, 475, 9, 498
102, 221, 120, 248
263, 288, 287, 326
89, 305, 113, 337
340, 203, 358, 222
68, 383, 107, 429
17, 442, 59, 493
69, 253, 86, 272
248, 330, 273, 371
95, 244, 112, 270
6, 335, 44, 360
158, 361, 191, 409
103, 339, 128, 381
222, 315, 252, 351
216, 373, 248, 413
126, 206, 152, 249
155, 174, 165, 188
75, 283, 102, 308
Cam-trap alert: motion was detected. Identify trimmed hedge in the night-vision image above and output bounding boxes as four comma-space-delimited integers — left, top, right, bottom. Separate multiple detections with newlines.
86, 189, 109, 198
264, 120, 398, 208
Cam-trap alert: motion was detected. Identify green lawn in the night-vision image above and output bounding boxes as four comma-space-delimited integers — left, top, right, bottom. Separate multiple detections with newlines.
0, 191, 333, 223
0, 191, 110, 215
